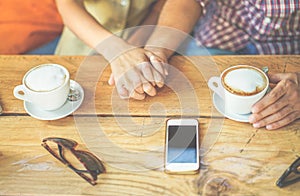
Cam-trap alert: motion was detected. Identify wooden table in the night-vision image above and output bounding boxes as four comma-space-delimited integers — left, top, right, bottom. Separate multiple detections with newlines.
0, 55, 299, 195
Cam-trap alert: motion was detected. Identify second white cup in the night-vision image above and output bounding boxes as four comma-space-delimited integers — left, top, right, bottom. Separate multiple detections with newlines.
208, 65, 269, 114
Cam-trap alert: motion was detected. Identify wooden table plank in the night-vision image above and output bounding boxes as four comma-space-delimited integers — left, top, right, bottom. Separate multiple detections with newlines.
1, 55, 296, 117
0, 116, 299, 195
0, 116, 198, 196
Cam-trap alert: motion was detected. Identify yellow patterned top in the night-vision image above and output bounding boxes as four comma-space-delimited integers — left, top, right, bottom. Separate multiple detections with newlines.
55, 0, 157, 55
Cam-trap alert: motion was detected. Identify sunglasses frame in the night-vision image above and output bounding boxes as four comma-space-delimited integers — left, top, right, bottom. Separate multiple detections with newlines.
276, 157, 300, 188
42, 137, 105, 185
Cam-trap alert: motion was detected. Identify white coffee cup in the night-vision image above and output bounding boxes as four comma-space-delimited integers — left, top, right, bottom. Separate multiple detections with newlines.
208, 65, 269, 114
13, 64, 70, 111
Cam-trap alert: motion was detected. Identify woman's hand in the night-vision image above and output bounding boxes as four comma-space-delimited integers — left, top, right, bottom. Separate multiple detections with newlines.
249, 72, 300, 130
109, 47, 168, 100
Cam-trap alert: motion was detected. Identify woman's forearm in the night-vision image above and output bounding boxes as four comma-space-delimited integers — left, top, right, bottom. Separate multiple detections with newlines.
55, 0, 113, 49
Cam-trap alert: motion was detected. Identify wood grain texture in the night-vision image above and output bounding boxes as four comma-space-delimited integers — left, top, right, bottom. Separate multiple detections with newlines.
0, 116, 299, 195
0, 55, 299, 195
1, 55, 297, 117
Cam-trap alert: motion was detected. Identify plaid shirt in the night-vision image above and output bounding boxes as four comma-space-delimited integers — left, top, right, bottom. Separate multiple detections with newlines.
195, 0, 300, 54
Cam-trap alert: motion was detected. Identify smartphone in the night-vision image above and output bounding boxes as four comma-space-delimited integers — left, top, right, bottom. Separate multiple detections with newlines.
165, 119, 200, 174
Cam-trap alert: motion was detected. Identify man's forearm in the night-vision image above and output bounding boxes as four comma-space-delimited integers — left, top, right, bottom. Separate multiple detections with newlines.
145, 0, 203, 58
140, 0, 167, 26
126, 0, 166, 46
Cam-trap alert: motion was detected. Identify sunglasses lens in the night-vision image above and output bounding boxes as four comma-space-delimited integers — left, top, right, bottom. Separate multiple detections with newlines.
56, 138, 77, 149
294, 158, 300, 173
73, 151, 105, 174
43, 137, 77, 149
44, 140, 60, 157
284, 172, 299, 183
62, 148, 87, 171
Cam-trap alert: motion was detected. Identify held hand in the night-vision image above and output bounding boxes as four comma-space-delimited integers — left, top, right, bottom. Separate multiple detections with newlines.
109, 48, 167, 100
144, 46, 169, 79
249, 72, 300, 130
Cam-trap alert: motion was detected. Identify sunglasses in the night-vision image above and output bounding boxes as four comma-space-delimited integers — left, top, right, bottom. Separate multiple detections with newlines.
42, 137, 105, 185
276, 157, 300, 188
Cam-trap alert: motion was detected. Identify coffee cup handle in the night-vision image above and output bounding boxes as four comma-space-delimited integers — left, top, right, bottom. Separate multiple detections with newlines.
208, 76, 225, 99
13, 85, 30, 102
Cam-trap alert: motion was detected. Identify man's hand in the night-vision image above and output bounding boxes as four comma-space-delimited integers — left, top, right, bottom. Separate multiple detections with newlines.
249, 72, 300, 130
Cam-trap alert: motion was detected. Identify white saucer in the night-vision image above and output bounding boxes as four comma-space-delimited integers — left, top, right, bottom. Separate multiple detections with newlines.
213, 93, 250, 122
24, 80, 84, 120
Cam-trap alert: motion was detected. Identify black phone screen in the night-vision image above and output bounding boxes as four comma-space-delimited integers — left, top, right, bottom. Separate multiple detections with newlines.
167, 125, 197, 163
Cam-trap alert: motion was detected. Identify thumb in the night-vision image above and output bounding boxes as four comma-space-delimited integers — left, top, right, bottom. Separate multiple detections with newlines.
108, 73, 115, 86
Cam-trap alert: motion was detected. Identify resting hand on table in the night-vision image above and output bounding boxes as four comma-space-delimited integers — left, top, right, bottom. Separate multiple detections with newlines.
249, 72, 300, 130
108, 47, 168, 100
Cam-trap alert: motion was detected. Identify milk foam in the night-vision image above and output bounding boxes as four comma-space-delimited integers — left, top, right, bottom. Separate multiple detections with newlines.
25, 65, 66, 91
224, 68, 265, 94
